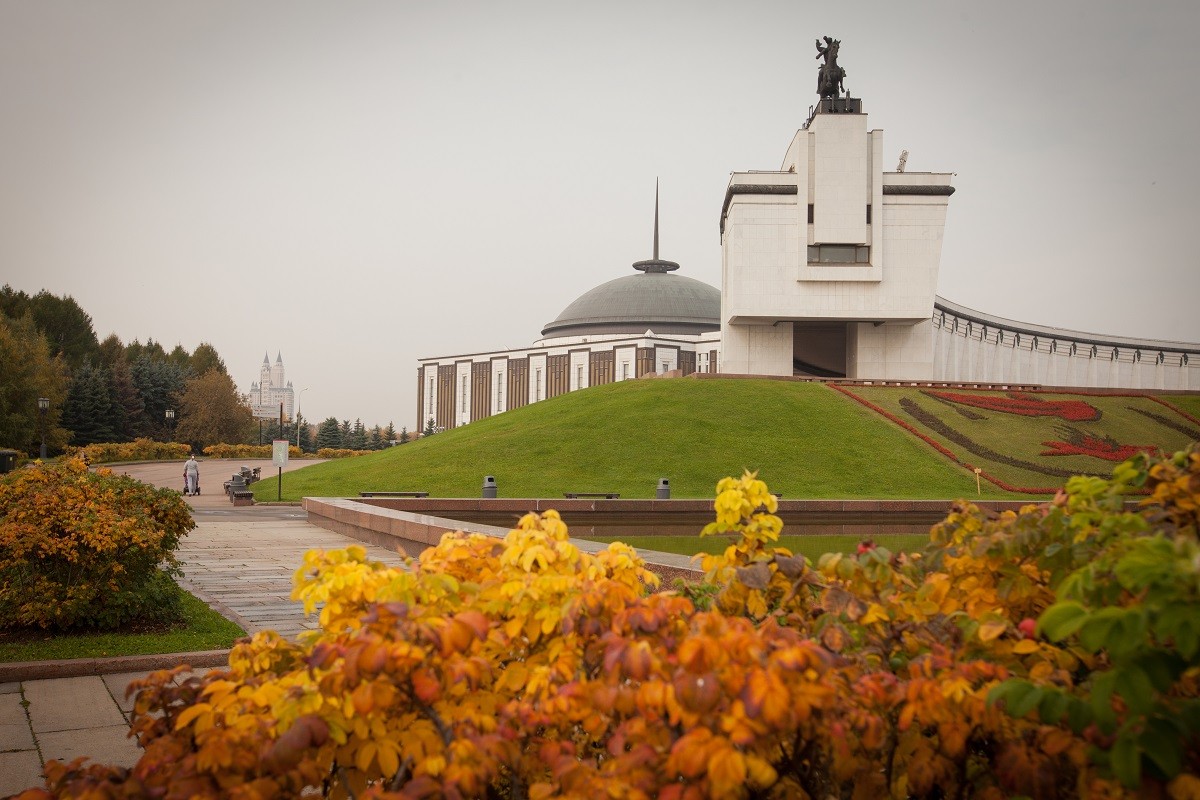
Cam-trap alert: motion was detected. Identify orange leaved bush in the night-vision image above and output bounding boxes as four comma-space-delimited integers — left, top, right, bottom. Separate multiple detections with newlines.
0, 458, 194, 630
17, 445, 1200, 798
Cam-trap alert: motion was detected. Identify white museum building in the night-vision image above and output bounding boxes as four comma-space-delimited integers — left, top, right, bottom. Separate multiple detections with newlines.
417, 95, 1198, 430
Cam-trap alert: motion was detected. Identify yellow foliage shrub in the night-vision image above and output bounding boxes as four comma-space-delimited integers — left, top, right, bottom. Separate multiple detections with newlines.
0, 458, 195, 630
17, 446, 1200, 798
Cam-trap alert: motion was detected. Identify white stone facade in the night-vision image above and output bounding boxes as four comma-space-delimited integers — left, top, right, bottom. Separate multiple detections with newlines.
417, 331, 721, 431
415, 102, 1198, 428
249, 352, 295, 420
720, 108, 952, 379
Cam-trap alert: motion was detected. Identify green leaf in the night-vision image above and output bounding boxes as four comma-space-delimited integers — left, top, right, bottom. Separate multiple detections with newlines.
1079, 607, 1126, 653
1140, 720, 1183, 778
987, 678, 1029, 709
1114, 665, 1156, 716
1009, 685, 1044, 719
1038, 689, 1070, 724
1038, 601, 1088, 642
1109, 733, 1141, 788
1065, 696, 1093, 733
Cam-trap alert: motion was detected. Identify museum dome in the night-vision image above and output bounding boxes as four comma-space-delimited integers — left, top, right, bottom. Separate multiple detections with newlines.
540, 184, 720, 339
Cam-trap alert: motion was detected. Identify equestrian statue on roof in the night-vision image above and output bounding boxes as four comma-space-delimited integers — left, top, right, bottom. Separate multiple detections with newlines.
815, 36, 847, 99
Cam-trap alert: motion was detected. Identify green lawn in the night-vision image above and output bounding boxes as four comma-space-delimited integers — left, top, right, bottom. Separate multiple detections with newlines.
0, 588, 245, 663
580, 533, 930, 563
258, 379, 1020, 501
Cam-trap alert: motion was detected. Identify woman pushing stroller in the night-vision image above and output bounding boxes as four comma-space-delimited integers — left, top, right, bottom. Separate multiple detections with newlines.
183, 455, 200, 496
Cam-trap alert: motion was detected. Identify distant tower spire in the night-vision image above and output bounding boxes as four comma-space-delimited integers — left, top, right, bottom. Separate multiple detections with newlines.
653, 178, 660, 261
632, 180, 679, 274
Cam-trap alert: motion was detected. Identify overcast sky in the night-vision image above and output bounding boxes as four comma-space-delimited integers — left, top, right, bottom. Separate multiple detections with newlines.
2, 0, 1197, 429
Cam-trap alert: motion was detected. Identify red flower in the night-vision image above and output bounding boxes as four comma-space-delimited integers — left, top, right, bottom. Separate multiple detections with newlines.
925, 391, 1100, 422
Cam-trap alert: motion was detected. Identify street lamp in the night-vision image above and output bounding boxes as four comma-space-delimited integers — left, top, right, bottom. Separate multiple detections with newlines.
165, 408, 175, 442
37, 397, 49, 459
296, 387, 309, 447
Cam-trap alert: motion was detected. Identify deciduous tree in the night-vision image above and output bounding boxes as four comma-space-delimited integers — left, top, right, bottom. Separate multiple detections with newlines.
174, 371, 254, 449
0, 313, 70, 454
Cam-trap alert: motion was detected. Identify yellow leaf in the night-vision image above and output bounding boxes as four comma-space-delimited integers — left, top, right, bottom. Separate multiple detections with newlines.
1012, 639, 1039, 654
377, 740, 400, 777
978, 619, 1007, 642
173, 702, 212, 731
356, 741, 377, 773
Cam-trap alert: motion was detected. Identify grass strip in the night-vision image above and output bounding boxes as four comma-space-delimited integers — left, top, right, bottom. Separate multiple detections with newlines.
580, 533, 929, 563
0, 587, 245, 663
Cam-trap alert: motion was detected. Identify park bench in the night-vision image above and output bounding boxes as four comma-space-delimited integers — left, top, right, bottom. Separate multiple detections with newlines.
230, 489, 254, 507
563, 492, 621, 499
359, 491, 430, 498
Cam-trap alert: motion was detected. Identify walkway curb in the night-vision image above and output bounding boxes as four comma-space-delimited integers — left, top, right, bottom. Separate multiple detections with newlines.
0, 649, 231, 683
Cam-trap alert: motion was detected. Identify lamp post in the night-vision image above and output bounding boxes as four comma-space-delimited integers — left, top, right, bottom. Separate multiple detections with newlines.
296, 387, 309, 448
165, 408, 175, 442
37, 397, 49, 459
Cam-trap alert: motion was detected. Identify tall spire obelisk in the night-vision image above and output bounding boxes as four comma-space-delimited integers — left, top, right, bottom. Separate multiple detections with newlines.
634, 179, 678, 273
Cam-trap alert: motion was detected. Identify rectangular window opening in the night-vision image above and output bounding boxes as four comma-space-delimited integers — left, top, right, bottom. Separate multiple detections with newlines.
807, 204, 814, 224
866, 204, 872, 224
807, 244, 871, 264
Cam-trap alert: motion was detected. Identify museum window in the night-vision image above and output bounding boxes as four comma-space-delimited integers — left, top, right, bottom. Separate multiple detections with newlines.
807, 244, 870, 264
576, 365, 584, 389
807, 204, 814, 224
461, 376, 468, 412
535, 369, 542, 401
621, 362, 629, 380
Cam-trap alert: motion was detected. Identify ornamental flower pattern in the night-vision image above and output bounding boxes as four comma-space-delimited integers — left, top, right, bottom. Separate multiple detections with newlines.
923, 390, 1102, 422
1040, 427, 1159, 462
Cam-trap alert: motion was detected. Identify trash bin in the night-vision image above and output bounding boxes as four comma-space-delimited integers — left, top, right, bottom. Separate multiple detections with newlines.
656, 477, 670, 499
482, 475, 498, 499
0, 449, 17, 474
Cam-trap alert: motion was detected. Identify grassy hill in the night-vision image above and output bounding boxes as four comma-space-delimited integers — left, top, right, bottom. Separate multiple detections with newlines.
254, 379, 1175, 502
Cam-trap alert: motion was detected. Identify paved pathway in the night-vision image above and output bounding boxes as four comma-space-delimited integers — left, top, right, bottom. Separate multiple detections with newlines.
2, 459, 405, 797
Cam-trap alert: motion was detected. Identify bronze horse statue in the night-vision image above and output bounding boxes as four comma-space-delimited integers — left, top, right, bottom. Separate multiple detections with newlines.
815, 36, 846, 100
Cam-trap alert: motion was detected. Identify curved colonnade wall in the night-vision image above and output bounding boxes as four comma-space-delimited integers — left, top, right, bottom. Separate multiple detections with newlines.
931, 297, 1198, 391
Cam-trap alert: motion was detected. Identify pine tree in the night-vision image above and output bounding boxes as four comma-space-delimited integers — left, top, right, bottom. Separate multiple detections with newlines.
62, 359, 118, 445
350, 419, 368, 450
424, 416, 436, 436
107, 357, 143, 441
400, 427, 409, 444
383, 422, 397, 445
339, 419, 352, 448
297, 414, 315, 453
316, 417, 342, 450
368, 425, 383, 450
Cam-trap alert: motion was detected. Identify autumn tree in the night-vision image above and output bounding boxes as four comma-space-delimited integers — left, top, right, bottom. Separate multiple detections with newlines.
190, 342, 227, 377
0, 313, 70, 454
174, 371, 254, 449
0, 287, 98, 369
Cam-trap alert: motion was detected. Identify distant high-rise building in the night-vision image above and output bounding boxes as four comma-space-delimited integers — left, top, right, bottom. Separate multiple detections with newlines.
249, 351, 295, 420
